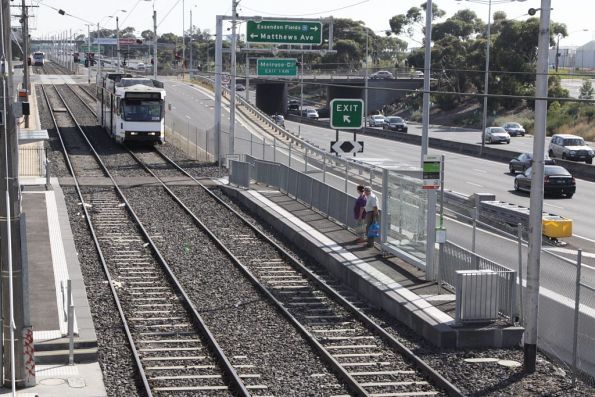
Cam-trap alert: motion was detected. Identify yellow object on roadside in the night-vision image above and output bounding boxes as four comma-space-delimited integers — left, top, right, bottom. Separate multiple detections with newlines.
542, 216, 572, 238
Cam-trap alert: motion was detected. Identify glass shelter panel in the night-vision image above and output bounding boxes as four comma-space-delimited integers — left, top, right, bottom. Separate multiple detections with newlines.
385, 171, 427, 263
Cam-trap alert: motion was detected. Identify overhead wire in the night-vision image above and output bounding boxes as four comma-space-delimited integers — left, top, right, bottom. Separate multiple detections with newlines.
241, 0, 370, 17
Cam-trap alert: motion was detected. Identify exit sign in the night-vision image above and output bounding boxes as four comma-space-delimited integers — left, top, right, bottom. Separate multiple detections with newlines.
330, 99, 364, 129
257, 58, 297, 76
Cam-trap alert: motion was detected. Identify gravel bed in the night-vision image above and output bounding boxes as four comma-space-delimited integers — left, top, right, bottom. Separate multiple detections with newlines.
62, 185, 144, 397
122, 184, 351, 396
156, 144, 224, 179
213, 188, 595, 396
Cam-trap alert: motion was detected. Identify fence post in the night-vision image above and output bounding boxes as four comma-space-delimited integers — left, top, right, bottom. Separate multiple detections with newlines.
250, 132, 253, 157
305, 148, 308, 172
273, 138, 277, 163
205, 129, 209, 162
572, 249, 582, 388
517, 223, 524, 325
344, 161, 348, 193
45, 156, 51, 191
322, 153, 327, 184
288, 142, 292, 168
195, 127, 198, 160
67, 279, 74, 365
472, 207, 477, 253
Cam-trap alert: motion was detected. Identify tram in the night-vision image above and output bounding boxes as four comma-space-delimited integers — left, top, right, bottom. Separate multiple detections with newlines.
96, 73, 166, 144
32, 52, 45, 66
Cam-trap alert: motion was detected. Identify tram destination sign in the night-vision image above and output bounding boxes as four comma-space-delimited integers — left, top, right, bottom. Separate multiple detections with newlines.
257, 58, 297, 76
247, 20, 322, 45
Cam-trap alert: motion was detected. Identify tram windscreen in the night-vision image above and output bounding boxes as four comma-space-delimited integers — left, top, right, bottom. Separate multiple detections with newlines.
122, 100, 163, 121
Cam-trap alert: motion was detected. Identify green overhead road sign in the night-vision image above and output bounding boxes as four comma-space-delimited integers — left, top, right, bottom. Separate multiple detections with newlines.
330, 99, 364, 129
247, 20, 322, 45
257, 58, 297, 76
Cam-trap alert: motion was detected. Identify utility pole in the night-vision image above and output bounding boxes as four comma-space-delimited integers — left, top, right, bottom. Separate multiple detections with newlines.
116, 16, 121, 72
97, 23, 101, 79
524, 0, 551, 373
87, 24, 91, 84
181, 0, 185, 77
21, 0, 29, 94
215, 15, 222, 166
1, 0, 26, 389
229, 0, 238, 156
189, 9, 193, 77
153, 10, 157, 79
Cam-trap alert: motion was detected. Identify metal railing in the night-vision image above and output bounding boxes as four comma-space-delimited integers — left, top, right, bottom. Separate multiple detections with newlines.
440, 241, 517, 322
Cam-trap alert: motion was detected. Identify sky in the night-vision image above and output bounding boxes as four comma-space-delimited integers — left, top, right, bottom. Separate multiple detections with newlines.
26, 0, 595, 48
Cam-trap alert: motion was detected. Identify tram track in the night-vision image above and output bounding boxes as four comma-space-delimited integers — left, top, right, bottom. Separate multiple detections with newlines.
42, 83, 250, 396
59, 79, 463, 396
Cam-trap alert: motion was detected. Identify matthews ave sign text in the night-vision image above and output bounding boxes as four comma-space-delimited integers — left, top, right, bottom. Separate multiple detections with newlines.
247, 20, 322, 45
330, 99, 364, 129
257, 58, 297, 76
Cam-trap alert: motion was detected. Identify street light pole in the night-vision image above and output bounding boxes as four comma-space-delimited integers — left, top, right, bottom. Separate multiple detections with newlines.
116, 16, 121, 72
87, 24, 91, 83
181, 0, 185, 76
364, 30, 368, 128
189, 9, 193, 76
525, 0, 551, 373
153, 10, 157, 79
480, 0, 492, 156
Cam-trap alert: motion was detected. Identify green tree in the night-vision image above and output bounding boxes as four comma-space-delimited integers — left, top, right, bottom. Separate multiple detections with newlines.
579, 79, 594, 100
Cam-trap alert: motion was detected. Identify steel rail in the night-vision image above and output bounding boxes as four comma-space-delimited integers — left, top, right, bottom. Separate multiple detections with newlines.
44, 84, 251, 397
40, 84, 153, 395
129, 145, 463, 396
124, 148, 369, 396
71, 80, 462, 395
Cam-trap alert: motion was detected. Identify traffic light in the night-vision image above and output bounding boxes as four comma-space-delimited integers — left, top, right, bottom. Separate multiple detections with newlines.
150, 58, 154, 65
136, 39, 143, 45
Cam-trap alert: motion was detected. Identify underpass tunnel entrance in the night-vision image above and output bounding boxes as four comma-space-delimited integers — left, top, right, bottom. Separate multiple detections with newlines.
327, 84, 364, 108
255, 83, 288, 115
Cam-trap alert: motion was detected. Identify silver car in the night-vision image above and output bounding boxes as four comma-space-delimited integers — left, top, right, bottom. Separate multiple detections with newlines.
367, 115, 386, 127
484, 127, 510, 144
548, 134, 594, 164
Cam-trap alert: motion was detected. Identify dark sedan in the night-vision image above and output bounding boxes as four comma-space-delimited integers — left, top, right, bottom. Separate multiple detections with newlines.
502, 122, 526, 137
383, 116, 408, 132
509, 153, 555, 174
514, 165, 575, 198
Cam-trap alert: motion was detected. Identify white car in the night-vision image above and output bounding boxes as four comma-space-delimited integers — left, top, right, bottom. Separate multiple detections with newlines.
136, 63, 146, 71
484, 127, 510, 144
302, 109, 319, 119
367, 115, 386, 127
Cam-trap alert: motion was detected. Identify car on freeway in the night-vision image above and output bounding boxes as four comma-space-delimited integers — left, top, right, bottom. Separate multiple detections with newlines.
484, 127, 510, 144
514, 165, 576, 198
367, 114, 386, 127
370, 70, 394, 79
235, 83, 246, 91
136, 62, 146, 71
383, 116, 408, 132
301, 108, 319, 120
509, 153, 555, 174
548, 134, 594, 164
501, 122, 526, 137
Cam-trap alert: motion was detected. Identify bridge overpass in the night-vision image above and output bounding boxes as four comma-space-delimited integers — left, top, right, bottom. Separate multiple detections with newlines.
237, 75, 425, 116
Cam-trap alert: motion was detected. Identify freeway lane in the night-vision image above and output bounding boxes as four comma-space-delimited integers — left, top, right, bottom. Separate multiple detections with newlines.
285, 119, 595, 243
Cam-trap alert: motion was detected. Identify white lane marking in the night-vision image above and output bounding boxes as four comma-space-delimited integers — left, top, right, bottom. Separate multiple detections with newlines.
543, 202, 564, 210
185, 115, 191, 120
544, 247, 595, 260
473, 168, 487, 173
466, 182, 483, 187
574, 234, 595, 244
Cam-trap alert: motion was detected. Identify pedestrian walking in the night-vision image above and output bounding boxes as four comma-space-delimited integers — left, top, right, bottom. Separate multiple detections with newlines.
363, 186, 379, 248
353, 185, 367, 243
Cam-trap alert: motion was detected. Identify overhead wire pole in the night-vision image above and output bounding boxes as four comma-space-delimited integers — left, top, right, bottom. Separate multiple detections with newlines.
480, 0, 492, 156
21, 0, 29, 94
422, 0, 437, 281
87, 24, 91, 83
215, 15, 223, 167
1, 0, 26, 388
116, 16, 121, 72
181, 0, 185, 77
229, 0, 239, 157
153, 9, 157, 79
524, 0, 551, 373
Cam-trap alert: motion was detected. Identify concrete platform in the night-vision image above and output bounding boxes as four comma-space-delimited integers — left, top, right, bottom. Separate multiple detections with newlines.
10, 73, 108, 395
220, 182, 524, 349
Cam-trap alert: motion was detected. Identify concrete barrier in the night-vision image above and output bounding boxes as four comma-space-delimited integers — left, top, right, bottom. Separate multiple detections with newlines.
285, 115, 595, 182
